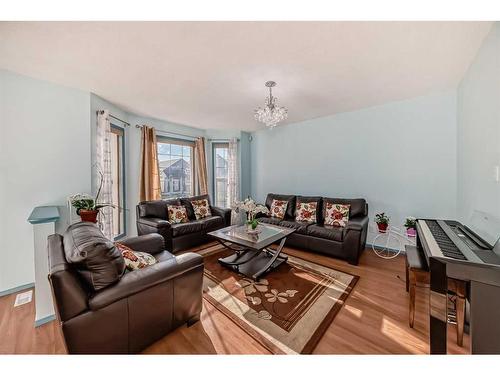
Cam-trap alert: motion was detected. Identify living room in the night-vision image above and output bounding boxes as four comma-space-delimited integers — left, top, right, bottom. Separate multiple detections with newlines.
1, 0, 500, 372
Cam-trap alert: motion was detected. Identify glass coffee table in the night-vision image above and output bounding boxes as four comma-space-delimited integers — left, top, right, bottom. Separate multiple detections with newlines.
208, 224, 296, 280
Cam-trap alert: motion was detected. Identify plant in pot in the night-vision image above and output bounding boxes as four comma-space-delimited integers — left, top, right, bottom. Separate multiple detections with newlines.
375, 212, 390, 233
233, 197, 269, 233
404, 216, 417, 238
70, 171, 114, 223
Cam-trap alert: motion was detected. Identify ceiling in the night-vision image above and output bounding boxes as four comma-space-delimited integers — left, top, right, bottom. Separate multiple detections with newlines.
0, 21, 493, 131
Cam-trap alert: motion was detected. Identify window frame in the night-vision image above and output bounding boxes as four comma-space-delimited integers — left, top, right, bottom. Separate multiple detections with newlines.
110, 124, 126, 240
156, 136, 196, 199
212, 142, 229, 208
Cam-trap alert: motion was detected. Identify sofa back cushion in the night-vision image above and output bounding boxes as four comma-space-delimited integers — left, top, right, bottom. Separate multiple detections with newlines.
295, 196, 322, 223
322, 198, 367, 219
63, 222, 126, 291
265, 193, 296, 219
138, 199, 181, 220
180, 194, 211, 221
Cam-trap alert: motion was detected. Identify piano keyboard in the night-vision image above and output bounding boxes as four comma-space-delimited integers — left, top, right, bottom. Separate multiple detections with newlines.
425, 220, 467, 260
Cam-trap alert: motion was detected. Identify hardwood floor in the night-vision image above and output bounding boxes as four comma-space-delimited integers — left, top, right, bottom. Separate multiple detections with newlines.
0, 246, 469, 354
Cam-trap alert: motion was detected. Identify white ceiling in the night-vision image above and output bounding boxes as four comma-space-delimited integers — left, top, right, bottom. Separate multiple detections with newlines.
0, 21, 493, 131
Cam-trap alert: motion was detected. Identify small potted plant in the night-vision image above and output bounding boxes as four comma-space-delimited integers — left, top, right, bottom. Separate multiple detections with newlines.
375, 212, 390, 233
404, 216, 417, 237
233, 197, 269, 233
70, 171, 114, 223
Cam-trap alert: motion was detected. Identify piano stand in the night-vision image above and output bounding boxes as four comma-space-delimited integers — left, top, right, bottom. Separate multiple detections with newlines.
405, 246, 466, 348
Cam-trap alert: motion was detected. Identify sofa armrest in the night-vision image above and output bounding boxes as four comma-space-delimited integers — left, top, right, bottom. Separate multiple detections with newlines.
118, 233, 165, 254
346, 216, 369, 231
137, 217, 171, 229
88, 252, 204, 311
211, 206, 232, 226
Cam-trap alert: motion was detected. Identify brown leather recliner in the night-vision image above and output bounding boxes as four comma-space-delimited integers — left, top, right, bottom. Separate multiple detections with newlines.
48, 222, 204, 354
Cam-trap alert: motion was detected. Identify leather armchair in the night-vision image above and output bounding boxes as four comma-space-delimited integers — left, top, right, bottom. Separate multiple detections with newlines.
48, 230, 204, 354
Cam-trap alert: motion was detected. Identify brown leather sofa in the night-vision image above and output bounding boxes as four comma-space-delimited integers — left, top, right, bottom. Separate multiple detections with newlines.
48, 222, 204, 354
136, 194, 231, 253
257, 193, 369, 265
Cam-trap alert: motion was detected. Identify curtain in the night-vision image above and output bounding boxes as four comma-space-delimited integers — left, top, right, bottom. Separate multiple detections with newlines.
96, 110, 114, 239
139, 125, 162, 202
194, 137, 208, 195
227, 138, 240, 224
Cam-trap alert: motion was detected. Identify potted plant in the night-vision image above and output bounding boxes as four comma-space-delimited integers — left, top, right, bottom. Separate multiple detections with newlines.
404, 216, 417, 237
375, 212, 390, 233
233, 197, 269, 233
70, 171, 114, 223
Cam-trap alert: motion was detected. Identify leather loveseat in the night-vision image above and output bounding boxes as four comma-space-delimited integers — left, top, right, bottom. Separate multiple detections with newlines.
136, 194, 231, 253
257, 193, 369, 265
48, 222, 204, 354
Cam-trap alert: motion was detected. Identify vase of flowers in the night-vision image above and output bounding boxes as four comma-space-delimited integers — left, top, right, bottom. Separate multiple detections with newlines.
404, 216, 417, 237
375, 212, 390, 233
233, 197, 269, 233
69, 171, 114, 223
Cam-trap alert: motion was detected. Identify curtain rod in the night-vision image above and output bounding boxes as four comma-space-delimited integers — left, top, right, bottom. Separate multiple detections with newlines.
96, 110, 130, 126
135, 124, 199, 140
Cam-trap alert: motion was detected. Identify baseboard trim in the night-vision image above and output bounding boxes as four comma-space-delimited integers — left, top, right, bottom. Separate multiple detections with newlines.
0, 282, 35, 298
35, 314, 56, 327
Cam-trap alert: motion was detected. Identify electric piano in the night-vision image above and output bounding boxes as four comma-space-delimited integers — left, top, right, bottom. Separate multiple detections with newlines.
416, 219, 500, 354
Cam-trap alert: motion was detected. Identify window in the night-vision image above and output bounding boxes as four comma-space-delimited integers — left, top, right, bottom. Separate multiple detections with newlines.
213, 143, 229, 208
110, 125, 126, 239
157, 137, 195, 199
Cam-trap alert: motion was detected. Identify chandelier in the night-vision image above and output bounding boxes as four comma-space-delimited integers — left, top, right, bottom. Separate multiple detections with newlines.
254, 81, 288, 128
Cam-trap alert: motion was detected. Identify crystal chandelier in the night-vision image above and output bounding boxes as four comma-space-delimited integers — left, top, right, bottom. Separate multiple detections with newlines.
254, 81, 288, 128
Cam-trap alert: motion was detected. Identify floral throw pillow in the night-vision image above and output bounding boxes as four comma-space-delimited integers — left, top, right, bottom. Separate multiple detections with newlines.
167, 205, 189, 224
115, 242, 157, 271
324, 203, 350, 227
270, 199, 288, 219
295, 202, 318, 223
191, 198, 212, 220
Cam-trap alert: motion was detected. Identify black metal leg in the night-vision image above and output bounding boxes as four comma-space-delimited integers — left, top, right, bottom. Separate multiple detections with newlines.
429, 258, 448, 354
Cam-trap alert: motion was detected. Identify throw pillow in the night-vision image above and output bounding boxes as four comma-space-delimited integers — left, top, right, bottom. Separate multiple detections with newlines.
295, 202, 318, 223
324, 203, 350, 227
191, 198, 212, 220
270, 199, 288, 219
115, 242, 157, 271
167, 205, 189, 224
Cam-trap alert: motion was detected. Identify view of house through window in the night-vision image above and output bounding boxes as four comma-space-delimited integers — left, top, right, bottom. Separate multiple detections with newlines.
110, 125, 125, 239
157, 137, 195, 199
213, 143, 229, 208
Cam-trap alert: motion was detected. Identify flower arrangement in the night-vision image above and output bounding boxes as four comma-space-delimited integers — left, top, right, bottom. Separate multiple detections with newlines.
233, 197, 269, 231
375, 212, 390, 233
404, 216, 417, 237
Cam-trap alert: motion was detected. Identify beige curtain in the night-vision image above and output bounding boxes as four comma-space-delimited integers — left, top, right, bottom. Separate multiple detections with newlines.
194, 137, 208, 195
139, 125, 161, 201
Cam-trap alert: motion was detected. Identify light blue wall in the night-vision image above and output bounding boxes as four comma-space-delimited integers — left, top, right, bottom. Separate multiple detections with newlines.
251, 91, 458, 244
0, 70, 91, 293
457, 22, 500, 233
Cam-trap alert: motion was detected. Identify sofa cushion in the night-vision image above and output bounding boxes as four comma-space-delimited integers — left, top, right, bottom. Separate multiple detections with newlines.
269, 199, 288, 219
278, 220, 311, 235
295, 201, 318, 223
265, 193, 296, 219
138, 199, 180, 219
198, 216, 224, 231
181, 194, 211, 220
322, 198, 366, 218
171, 221, 204, 236
191, 198, 212, 220
153, 250, 175, 263
324, 203, 350, 227
295, 196, 322, 223
115, 242, 157, 271
307, 224, 344, 242
167, 205, 189, 224
257, 217, 282, 225
63, 222, 125, 291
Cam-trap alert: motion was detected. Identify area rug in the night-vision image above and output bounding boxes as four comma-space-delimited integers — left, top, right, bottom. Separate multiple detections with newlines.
197, 244, 359, 354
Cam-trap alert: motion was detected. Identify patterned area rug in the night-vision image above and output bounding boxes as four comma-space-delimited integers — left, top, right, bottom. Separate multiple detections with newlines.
197, 243, 359, 354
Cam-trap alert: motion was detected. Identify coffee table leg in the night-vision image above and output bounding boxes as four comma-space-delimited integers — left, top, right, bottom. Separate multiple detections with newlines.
252, 237, 288, 280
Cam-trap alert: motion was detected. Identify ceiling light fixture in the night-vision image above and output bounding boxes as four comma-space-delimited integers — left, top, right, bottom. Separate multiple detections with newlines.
254, 81, 288, 129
